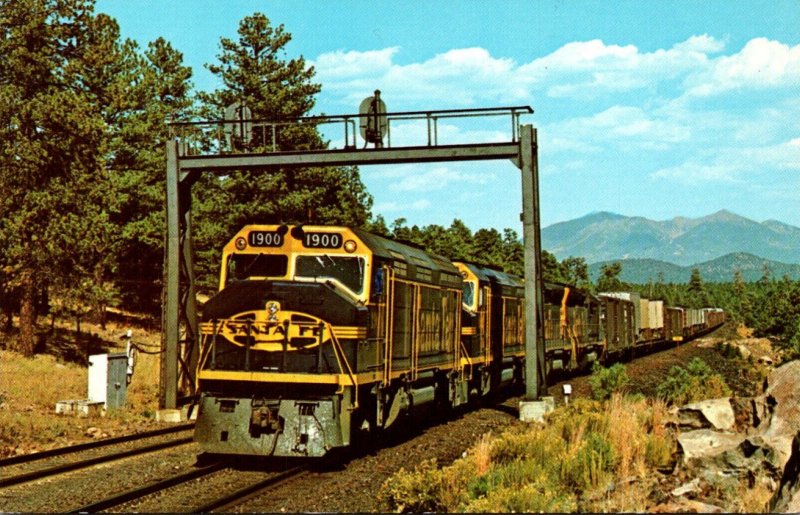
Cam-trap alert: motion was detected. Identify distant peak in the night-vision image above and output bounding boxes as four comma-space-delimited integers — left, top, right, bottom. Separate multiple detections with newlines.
581, 211, 625, 221
703, 209, 746, 222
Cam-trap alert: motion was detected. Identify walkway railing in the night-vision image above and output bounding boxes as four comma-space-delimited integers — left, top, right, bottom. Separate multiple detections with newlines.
167, 106, 533, 156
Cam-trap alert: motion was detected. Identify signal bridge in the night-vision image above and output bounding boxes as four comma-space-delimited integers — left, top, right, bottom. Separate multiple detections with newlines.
168, 104, 533, 168
162, 98, 545, 417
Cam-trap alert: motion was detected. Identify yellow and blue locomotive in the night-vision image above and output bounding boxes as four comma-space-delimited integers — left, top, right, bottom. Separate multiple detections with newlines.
195, 224, 480, 457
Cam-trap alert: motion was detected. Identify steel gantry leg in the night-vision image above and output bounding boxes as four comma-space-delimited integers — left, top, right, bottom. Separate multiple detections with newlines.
519, 125, 546, 400
162, 140, 200, 410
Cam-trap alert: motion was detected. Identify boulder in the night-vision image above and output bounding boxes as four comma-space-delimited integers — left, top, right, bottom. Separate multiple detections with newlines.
650, 498, 724, 513
671, 477, 700, 497
759, 361, 800, 469
770, 432, 800, 513
679, 398, 735, 431
678, 429, 746, 461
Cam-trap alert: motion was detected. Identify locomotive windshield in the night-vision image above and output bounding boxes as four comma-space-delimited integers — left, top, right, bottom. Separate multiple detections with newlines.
226, 254, 288, 284
295, 255, 365, 295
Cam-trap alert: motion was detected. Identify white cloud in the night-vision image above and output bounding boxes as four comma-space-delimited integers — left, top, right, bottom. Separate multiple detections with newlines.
684, 38, 800, 96
673, 34, 727, 54
315, 35, 798, 214
387, 165, 494, 192
650, 137, 800, 184
650, 162, 743, 184
313, 35, 800, 109
545, 105, 689, 155
311, 47, 398, 79
374, 199, 431, 212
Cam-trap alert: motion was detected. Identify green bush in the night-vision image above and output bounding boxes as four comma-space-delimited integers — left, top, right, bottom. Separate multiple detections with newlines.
657, 357, 732, 405
464, 482, 577, 513
588, 362, 630, 400
378, 395, 678, 513
376, 458, 445, 513
562, 432, 617, 490
782, 319, 800, 361
716, 341, 742, 359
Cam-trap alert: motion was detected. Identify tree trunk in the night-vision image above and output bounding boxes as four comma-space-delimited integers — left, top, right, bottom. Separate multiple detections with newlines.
17, 273, 36, 356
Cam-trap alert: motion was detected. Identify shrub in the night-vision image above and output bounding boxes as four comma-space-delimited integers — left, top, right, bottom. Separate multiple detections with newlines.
657, 357, 732, 405
379, 396, 679, 513
716, 341, 742, 359
588, 362, 630, 400
376, 458, 445, 513
464, 482, 577, 513
562, 431, 616, 490
781, 318, 800, 361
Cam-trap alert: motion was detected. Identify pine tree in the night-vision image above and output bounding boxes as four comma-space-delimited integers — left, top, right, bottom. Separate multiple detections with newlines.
0, 0, 121, 353
596, 262, 624, 292
560, 256, 591, 290
107, 37, 195, 311
193, 13, 371, 287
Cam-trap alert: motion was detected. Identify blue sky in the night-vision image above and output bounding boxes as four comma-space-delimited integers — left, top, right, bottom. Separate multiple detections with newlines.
96, 1, 800, 232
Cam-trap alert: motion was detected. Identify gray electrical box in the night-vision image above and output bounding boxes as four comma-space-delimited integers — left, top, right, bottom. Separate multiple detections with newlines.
88, 353, 128, 409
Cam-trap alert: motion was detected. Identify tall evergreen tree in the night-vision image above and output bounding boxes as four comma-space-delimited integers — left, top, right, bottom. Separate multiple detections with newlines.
193, 13, 371, 287
687, 267, 709, 307
0, 0, 120, 353
107, 37, 195, 311
596, 262, 624, 292
560, 256, 591, 290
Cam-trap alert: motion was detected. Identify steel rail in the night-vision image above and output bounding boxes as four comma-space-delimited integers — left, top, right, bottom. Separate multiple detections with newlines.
192, 467, 308, 513
0, 423, 194, 467
0, 437, 194, 488
69, 462, 227, 513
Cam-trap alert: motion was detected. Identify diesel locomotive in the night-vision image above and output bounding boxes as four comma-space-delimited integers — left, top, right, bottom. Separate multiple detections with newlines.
193, 224, 724, 458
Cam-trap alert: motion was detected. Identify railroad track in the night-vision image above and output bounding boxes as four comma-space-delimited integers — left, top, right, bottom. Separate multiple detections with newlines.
0, 424, 195, 488
70, 464, 307, 513
195, 467, 308, 513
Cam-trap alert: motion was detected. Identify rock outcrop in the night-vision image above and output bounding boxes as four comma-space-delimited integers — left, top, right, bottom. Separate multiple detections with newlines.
653, 360, 800, 513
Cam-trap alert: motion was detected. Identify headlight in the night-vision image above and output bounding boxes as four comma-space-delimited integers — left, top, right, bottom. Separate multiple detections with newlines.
235, 237, 247, 251
344, 240, 357, 253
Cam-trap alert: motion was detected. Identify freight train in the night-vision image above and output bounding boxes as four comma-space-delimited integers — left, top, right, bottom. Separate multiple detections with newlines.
193, 224, 724, 458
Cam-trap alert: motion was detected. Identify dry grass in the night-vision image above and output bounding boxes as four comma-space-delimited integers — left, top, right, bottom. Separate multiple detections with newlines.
0, 318, 164, 457
378, 395, 681, 513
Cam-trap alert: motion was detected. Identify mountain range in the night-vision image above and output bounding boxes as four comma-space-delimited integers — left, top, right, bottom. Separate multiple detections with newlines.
587, 253, 800, 284
543, 210, 800, 267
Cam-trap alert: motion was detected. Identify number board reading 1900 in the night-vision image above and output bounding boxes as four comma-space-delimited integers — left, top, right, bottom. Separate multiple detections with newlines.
303, 232, 342, 249
249, 231, 284, 247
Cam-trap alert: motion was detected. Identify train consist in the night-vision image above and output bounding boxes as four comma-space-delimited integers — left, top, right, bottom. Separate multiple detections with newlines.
193, 224, 724, 458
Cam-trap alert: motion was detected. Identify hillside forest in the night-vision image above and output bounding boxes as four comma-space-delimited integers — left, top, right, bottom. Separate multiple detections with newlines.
1, 2, 798, 358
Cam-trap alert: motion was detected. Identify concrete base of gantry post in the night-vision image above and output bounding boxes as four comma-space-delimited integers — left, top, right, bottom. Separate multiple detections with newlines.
519, 396, 555, 423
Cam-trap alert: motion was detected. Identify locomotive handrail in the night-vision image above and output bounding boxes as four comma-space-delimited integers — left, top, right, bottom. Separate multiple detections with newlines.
326, 323, 359, 409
